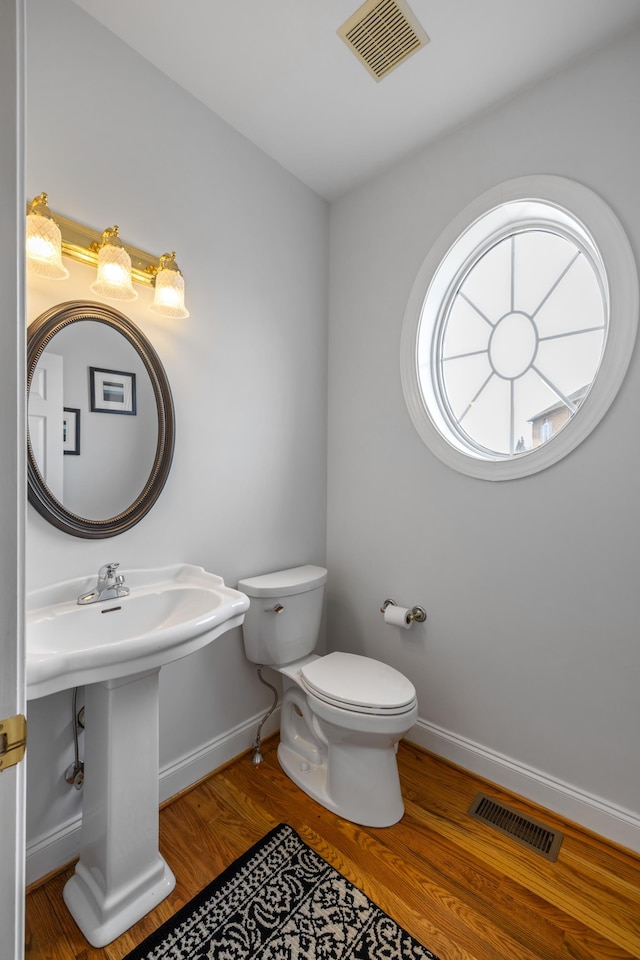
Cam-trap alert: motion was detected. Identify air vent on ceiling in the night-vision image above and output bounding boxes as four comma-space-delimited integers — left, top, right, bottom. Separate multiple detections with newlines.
338, 0, 430, 82
468, 793, 564, 862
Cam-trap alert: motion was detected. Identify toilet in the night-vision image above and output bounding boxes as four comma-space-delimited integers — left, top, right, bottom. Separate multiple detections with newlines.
237, 565, 418, 827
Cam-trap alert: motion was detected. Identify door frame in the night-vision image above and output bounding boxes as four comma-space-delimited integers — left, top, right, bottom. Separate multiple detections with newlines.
0, 2, 26, 958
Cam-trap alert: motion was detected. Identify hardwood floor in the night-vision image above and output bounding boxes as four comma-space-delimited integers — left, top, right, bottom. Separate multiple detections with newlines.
25, 737, 640, 959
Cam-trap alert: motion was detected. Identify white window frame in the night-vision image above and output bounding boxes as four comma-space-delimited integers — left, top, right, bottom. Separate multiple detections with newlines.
400, 175, 638, 480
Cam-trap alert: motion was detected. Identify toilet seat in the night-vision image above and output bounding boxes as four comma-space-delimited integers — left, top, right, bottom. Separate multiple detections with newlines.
300, 651, 416, 715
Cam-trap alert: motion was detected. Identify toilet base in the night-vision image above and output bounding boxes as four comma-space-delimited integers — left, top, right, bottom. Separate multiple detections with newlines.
277, 687, 411, 827
277, 739, 405, 827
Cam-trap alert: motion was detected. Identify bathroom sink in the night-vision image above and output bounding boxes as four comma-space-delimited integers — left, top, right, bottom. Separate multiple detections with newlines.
27, 563, 250, 945
26, 563, 249, 699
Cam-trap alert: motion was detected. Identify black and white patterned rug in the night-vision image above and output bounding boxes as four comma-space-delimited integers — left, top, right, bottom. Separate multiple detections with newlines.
125, 823, 440, 959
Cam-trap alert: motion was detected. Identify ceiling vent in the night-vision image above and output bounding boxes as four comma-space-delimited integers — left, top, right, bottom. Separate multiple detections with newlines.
338, 0, 430, 81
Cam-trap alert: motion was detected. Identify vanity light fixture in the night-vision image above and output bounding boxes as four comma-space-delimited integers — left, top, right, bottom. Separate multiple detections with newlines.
90, 226, 138, 301
25, 193, 70, 280
149, 252, 189, 318
25, 193, 189, 318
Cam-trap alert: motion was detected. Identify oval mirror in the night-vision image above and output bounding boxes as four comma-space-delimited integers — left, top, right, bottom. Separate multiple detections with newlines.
27, 300, 175, 538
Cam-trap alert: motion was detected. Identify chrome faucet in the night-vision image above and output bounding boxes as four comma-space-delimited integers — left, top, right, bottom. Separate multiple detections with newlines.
77, 562, 130, 605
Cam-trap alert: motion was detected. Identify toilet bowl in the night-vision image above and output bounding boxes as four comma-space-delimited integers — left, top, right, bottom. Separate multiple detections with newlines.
238, 566, 418, 827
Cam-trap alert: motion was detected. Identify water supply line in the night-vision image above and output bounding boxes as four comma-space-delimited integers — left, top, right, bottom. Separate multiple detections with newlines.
251, 666, 279, 764
65, 686, 85, 789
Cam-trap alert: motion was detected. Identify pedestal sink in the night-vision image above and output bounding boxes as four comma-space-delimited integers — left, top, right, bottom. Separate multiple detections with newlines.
26, 564, 249, 947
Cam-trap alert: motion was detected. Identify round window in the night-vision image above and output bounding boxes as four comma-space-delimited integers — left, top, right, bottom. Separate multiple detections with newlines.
401, 176, 638, 480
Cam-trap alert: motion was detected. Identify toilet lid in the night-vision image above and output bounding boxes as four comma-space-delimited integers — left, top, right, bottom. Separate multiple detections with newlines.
300, 652, 416, 713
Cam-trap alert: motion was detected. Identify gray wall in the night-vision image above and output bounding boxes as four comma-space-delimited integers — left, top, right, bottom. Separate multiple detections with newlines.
327, 27, 640, 850
25, 0, 328, 881
23, 0, 640, 882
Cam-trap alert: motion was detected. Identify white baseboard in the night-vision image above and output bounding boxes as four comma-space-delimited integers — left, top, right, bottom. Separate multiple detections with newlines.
158, 709, 280, 803
26, 708, 281, 887
27, 709, 640, 886
25, 815, 82, 888
407, 717, 640, 856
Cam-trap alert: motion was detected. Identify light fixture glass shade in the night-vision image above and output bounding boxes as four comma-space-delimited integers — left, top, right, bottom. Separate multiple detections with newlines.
149, 252, 189, 318
90, 226, 138, 301
26, 194, 69, 279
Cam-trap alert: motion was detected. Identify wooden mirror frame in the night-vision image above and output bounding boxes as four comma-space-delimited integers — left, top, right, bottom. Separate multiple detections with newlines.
27, 300, 175, 538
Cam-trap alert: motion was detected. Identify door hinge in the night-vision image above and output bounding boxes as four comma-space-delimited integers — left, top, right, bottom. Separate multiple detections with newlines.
0, 715, 27, 771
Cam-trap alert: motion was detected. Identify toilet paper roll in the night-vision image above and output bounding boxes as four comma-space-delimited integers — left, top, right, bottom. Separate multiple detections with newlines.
383, 604, 411, 629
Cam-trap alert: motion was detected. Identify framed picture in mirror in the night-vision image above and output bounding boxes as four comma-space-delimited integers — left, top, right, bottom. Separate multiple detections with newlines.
90, 366, 137, 415
63, 407, 80, 455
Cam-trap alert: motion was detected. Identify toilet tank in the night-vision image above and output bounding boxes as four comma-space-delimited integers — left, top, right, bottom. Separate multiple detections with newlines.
237, 565, 327, 666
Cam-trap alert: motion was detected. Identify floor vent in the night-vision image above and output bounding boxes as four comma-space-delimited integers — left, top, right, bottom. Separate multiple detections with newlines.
338, 0, 429, 82
468, 793, 564, 862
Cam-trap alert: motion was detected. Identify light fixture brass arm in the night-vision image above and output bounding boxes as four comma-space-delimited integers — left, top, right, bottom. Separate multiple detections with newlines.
26, 194, 189, 316
26, 199, 159, 286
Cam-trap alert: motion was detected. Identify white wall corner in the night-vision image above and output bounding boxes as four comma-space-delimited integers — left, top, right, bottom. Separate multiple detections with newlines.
406, 718, 640, 856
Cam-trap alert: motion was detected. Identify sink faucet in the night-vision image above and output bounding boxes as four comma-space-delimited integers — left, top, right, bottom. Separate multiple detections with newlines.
77, 563, 130, 605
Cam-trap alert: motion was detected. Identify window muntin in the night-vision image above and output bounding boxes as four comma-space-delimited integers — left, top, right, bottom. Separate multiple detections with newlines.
401, 176, 638, 480
429, 225, 606, 457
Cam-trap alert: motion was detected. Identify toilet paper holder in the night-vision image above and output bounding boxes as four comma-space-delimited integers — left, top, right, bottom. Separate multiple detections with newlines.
380, 599, 427, 624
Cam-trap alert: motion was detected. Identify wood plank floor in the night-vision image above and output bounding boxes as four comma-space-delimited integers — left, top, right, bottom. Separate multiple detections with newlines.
25, 738, 640, 959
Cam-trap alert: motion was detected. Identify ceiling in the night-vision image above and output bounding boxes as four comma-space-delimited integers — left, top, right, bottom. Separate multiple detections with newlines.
70, 0, 640, 201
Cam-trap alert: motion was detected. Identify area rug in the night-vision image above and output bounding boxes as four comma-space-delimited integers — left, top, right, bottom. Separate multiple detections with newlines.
124, 823, 440, 959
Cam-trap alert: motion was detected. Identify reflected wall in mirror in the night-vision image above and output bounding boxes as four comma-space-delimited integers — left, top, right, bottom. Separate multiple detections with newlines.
27, 301, 175, 538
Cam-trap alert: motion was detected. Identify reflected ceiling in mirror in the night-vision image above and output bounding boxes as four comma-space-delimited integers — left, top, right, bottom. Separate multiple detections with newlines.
27, 301, 175, 538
